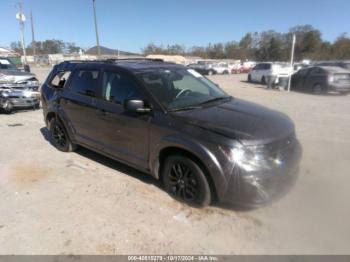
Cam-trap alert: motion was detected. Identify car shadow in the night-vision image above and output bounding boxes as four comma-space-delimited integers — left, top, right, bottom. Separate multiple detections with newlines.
40, 127, 162, 187
40, 126, 255, 212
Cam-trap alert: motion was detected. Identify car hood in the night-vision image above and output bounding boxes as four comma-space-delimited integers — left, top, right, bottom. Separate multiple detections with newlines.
0, 70, 36, 83
171, 98, 295, 146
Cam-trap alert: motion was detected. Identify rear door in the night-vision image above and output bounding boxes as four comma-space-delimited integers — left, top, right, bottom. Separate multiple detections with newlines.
59, 67, 101, 148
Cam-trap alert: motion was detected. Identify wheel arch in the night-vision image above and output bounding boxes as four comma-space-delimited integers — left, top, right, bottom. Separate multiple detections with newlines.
150, 136, 228, 201
158, 146, 218, 202
45, 110, 75, 143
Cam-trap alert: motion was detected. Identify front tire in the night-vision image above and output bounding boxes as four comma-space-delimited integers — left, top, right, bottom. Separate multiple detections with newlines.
162, 155, 211, 207
261, 76, 266, 85
48, 118, 76, 152
312, 84, 324, 94
248, 74, 252, 82
3, 101, 13, 114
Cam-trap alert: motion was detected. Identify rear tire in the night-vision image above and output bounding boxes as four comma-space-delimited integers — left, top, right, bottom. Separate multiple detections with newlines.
162, 155, 211, 207
48, 118, 76, 152
261, 76, 266, 85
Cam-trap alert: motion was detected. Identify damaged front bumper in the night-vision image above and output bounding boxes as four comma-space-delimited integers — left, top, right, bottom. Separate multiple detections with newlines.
0, 87, 40, 109
221, 134, 302, 207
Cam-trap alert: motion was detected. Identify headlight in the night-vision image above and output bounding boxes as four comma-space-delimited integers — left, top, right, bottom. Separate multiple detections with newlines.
0, 92, 9, 97
231, 145, 280, 172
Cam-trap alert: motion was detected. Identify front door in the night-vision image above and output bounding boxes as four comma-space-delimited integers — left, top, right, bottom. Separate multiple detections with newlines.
94, 69, 150, 169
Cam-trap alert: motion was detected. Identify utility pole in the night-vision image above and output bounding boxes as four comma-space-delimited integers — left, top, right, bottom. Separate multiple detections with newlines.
92, 0, 101, 57
16, 1, 27, 64
30, 9, 36, 57
287, 34, 296, 92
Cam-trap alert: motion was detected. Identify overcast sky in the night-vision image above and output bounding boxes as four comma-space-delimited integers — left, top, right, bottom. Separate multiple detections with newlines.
1, 0, 349, 52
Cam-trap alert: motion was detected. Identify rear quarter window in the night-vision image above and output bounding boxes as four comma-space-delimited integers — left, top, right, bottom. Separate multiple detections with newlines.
50, 71, 71, 88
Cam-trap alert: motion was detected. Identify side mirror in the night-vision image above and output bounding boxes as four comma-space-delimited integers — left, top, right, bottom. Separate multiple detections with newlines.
124, 99, 151, 113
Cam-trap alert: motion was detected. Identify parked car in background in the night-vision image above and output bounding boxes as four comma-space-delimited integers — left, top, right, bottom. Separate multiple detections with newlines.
230, 63, 243, 74
0, 88, 40, 113
241, 61, 256, 73
41, 59, 301, 208
293, 63, 309, 73
212, 62, 230, 74
0, 57, 39, 90
291, 66, 350, 95
187, 63, 216, 76
0, 57, 40, 113
315, 61, 350, 71
248, 62, 293, 84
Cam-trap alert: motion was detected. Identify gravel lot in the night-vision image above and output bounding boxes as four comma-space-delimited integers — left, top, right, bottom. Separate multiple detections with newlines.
0, 68, 349, 254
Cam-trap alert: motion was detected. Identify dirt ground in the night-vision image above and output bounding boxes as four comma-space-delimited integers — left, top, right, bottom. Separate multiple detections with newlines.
0, 68, 349, 254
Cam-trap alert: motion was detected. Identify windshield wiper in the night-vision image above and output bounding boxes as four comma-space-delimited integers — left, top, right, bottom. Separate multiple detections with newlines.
169, 105, 201, 112
198, 96, 231, 105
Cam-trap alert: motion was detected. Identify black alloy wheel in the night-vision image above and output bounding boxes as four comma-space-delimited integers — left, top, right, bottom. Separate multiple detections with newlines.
49, 118, 76, 152
162, 155, 211, 207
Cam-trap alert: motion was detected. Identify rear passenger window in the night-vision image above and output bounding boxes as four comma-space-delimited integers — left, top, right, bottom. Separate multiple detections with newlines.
69, 70, 99, 97
102, 71, 143, 104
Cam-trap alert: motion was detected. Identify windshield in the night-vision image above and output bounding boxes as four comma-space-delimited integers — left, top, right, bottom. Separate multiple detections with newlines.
138, 69, 229, 110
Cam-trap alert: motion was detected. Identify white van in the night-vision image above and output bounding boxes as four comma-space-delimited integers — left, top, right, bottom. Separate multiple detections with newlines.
248, 62, 293, 84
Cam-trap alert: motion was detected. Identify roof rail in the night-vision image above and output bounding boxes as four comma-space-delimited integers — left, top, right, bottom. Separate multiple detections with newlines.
106, 58, 164, 63
59, 58, 164, 65
60, 60, 107, 64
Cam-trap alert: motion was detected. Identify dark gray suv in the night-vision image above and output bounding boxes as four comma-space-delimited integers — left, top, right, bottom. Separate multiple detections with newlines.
41, 59, 302, 208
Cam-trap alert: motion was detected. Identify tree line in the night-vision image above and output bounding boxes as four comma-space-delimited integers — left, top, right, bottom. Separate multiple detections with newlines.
10, 39, 82, 55
142, 25, 350, 61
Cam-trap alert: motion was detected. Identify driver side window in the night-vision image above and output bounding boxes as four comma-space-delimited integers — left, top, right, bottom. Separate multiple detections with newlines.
102, 71, 143, 104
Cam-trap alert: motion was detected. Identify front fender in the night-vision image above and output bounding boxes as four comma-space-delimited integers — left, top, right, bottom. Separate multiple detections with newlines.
149, 134, 228, 200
